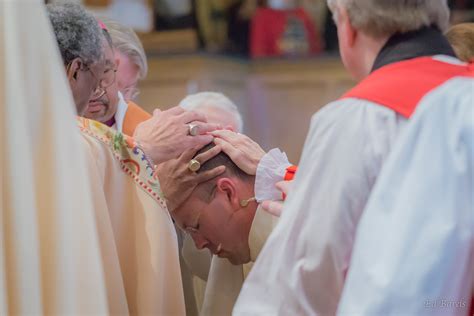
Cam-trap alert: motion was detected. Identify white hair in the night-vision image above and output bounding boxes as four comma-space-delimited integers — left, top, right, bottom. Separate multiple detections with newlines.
99, 16, 148, 80
327, 0, 450, 38
179, 92, 244, 133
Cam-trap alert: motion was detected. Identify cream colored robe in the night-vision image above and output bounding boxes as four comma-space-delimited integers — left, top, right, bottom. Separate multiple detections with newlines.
0, 1, 185, 314
78, 118, 186, 315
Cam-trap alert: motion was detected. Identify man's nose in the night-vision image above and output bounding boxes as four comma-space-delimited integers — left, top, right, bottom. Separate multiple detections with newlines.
191, 234, 209, 250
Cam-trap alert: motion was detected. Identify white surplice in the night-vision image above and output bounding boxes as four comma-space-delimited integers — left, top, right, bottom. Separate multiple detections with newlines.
338, 76, 474, 316
233, 59, 472, 316
0, 1, 108, 314
233, 92, 410, 315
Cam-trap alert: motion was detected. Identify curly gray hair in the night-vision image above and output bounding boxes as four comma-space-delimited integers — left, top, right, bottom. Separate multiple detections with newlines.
47, 2, 103, 66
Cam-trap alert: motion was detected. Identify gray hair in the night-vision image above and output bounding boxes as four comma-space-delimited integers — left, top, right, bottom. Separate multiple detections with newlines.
47, 2, 103, 66
179, 92, 244, 133
327, 0, 450, 38
99, 17, 148, 80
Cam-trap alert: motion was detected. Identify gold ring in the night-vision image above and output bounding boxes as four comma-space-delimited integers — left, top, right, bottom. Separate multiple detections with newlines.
188, 124, 199, 136
188, 159, 201, 172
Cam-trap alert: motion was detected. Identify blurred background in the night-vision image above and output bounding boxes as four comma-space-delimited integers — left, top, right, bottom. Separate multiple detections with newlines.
46, 0, 474, 163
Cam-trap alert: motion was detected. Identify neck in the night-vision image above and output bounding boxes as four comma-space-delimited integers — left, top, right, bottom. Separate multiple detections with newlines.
357, 33, 389, 80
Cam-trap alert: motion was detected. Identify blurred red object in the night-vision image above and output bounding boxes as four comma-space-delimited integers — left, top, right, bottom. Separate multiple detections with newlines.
250, 7, 322, 58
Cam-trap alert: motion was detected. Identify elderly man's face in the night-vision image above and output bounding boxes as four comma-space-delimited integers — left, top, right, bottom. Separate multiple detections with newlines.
173, 177, 257, 265
84, 41, 119, 123
115, 51, 140, 101
68, 57, 106, 116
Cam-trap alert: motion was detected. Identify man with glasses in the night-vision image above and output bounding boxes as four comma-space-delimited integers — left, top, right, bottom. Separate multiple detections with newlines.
47, 2, 221, 314
84, 18, 152, 136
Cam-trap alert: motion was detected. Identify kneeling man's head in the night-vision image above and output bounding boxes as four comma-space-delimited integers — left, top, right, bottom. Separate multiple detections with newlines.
173, 143, 257, 265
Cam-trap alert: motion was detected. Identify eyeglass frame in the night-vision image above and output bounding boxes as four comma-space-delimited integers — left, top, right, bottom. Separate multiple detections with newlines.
66, 58, 117, 100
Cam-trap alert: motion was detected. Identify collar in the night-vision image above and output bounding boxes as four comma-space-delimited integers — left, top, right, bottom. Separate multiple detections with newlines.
372, 26, 456, 72
104, 116, 116, 127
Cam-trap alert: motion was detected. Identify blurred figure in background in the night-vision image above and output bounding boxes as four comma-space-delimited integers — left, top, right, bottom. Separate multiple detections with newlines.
249, 0, 322, 58
101, 16, 148, 102
179, 92, 244, 132
446, 23, 474, 62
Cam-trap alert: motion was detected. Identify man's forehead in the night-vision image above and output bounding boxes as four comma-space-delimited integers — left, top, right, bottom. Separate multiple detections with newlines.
173, 199, 201, 225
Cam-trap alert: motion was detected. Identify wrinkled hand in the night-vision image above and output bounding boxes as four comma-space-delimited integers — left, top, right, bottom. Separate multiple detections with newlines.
156, 145, 225, 212
261, 180, 293, 217
211, 130, 265, 175
134, 106, 221, 164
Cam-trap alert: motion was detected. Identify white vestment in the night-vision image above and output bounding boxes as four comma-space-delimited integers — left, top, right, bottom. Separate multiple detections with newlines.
233, 57, 470, 316
112, 91, 128, 132
0, 1, 108, 314
338, 77, 474, 316
234, 89, 410, 316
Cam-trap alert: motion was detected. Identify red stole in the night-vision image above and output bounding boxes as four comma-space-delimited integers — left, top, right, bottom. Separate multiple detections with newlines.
341, 57, 474, 118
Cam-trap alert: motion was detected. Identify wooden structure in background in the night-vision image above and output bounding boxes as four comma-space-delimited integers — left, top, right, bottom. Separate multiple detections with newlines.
137, 55, 355, 163
84, 0, 111, 6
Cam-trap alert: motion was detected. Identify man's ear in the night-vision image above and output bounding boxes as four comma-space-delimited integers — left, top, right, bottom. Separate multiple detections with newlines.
338, 6, 357, 48
216, 178, 239, 209
67, 58, 82, 82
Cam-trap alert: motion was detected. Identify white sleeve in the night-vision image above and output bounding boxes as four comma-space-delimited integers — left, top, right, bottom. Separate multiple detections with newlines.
254, 148, 292, 202
338, 77, 474, 316
234, 99, 407, 316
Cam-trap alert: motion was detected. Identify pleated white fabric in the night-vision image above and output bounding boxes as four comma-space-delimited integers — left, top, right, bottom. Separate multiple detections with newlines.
0, 1, 109, 314
338, 77, 474, 316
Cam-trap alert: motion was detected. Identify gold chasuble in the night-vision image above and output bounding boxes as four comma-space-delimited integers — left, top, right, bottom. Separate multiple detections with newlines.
0, 1, 184, 314
77, 118, 185, 315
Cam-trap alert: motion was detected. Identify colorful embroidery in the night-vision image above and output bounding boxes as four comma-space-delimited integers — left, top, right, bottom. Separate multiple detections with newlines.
77, 117, 167, 209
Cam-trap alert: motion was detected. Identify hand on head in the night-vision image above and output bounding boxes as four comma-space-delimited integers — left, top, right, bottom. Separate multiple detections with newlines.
155, 145, 225, 212
261, 180, 293, 217
211, 130, 265, 175
133, 106, 222, 165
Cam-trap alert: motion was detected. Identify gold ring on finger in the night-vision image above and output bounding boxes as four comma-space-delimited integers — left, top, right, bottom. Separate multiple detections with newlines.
188, 124, 199, 136
188, 159, 201, 172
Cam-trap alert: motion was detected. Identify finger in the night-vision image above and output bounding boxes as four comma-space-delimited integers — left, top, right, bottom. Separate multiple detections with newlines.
178, 110, 208, 124
152, 108, 162, 116
261, 200, 283, 217
196, 165, 226, 182
276, 180, 293, 195
213, 138, 241, 161
188, 134, 214, 149
179, 147, 200, 163
210, 130, 244, 144
192, 122, 221, 134
164, 106, 185, 116
195, 144, 222, 164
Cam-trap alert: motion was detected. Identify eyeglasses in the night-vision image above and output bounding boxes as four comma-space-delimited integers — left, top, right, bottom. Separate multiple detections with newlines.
67, 59, 117, 100
90, 66, 117, 100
